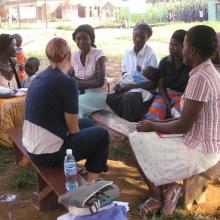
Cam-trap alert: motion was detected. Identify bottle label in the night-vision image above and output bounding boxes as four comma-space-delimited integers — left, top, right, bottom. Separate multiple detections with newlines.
64, 162, 76, 176
66, 182, 78, 192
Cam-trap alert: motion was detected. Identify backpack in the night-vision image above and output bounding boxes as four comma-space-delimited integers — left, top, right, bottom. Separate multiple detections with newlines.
58, 180, 120, 216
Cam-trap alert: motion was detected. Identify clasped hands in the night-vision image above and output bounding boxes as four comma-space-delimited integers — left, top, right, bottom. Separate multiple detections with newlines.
136, 119, 155, 132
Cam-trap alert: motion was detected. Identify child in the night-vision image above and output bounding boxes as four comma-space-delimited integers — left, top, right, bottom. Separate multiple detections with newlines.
118, 66, 158, 86
13, 34, 26, 87
116, 66, 158, 104
24, 57, 40, 88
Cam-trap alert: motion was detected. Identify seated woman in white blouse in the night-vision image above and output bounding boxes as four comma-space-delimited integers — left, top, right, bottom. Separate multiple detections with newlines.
70, 24, 107, 117
106, 23, 158, 122
71, 24, 106, 94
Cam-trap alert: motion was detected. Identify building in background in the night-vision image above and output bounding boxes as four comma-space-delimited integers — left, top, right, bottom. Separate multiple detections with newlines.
0, 0, 127, 22
208, 0, 220, 21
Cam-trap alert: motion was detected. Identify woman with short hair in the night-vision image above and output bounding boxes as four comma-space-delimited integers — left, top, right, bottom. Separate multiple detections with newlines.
22, 37, 109, 182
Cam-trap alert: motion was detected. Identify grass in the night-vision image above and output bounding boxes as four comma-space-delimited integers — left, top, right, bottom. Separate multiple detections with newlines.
17, 21, 220, 69
0, 147, 13, 170
0, 146, 36, 189
151, 212, 197, 220
9, 166, 36, 190
1, 21, 218, 69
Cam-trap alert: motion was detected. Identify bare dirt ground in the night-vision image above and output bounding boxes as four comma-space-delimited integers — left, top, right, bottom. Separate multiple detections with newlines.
1, 60, 220, 220
1, 133, 220, 220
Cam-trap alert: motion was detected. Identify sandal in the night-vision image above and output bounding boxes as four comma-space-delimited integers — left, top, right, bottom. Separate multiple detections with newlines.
161, 184, 182, 216
138, 197, 162, 216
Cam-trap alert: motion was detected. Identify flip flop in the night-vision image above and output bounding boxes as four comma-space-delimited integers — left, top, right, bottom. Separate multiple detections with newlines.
161, 185, 182, 216
138, 197, 162, 216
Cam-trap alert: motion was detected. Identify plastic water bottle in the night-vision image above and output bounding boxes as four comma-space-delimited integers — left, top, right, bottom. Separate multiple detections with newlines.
64, 149, 78, 192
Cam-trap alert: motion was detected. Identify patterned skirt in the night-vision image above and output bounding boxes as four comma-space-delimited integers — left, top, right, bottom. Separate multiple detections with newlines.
144, 88, 182, 120
0, 96, 25, 147
129, 131, 220, 186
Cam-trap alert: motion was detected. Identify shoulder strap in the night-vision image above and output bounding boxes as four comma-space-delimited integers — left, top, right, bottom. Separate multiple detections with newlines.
9, 58, 21, 88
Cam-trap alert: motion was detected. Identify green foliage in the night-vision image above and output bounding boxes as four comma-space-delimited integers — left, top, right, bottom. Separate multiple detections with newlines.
155, 212, 197, 220
22, 21, 220, 68
9, 167, 36, 190
0, 147, 13, 169
57, 25, 75, 30
48, 17, 70, 22
116, 0, 208, 25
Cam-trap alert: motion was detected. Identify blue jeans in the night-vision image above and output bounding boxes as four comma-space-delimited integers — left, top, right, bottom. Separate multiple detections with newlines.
28, 118, 109, 173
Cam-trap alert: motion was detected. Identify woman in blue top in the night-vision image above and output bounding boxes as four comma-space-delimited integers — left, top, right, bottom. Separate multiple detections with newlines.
22, 38, 109, 182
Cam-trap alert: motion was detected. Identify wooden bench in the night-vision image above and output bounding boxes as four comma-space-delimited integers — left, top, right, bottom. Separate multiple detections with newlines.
91, 110, 220, 210
8, 126, 85, 211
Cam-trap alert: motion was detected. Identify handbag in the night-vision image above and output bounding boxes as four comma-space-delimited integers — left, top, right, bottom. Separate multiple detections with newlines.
58, 180, 120, 216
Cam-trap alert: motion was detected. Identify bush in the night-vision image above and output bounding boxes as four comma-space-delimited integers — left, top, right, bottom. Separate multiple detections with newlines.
116, 0, 208, 25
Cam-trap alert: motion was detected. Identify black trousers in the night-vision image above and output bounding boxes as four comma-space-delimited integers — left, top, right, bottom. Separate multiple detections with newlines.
106, 92, 152, 122
27, 118, 109, 173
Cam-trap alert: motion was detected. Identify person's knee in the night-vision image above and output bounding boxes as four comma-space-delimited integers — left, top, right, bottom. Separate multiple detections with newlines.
106, 93, 114, 106
101, 127, 110, 143
122, 92, 138, 104
96, 127, 110, 146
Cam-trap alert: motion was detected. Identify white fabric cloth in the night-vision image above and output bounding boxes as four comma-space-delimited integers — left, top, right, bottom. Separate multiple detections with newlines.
126, 88, 153, 102
121, 44, 158, 74
129, 131, 220, 186
0, 86, 15, 95
118, 71, 150, 85
22, 120, 64, 154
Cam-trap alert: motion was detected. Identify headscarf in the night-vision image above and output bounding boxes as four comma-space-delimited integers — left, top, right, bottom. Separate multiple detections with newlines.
0, 34, 14, 52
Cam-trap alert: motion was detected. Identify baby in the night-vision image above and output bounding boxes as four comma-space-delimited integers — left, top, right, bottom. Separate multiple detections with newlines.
115, 66, 158, 102
24, 57, 40, 88
118, 66, 158, 86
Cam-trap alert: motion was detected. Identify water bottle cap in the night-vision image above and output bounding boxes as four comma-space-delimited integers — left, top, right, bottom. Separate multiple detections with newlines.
66, 149, 72, 155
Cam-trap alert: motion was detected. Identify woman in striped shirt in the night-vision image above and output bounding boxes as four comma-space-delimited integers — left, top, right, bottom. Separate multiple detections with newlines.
129, 25, 220, 216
